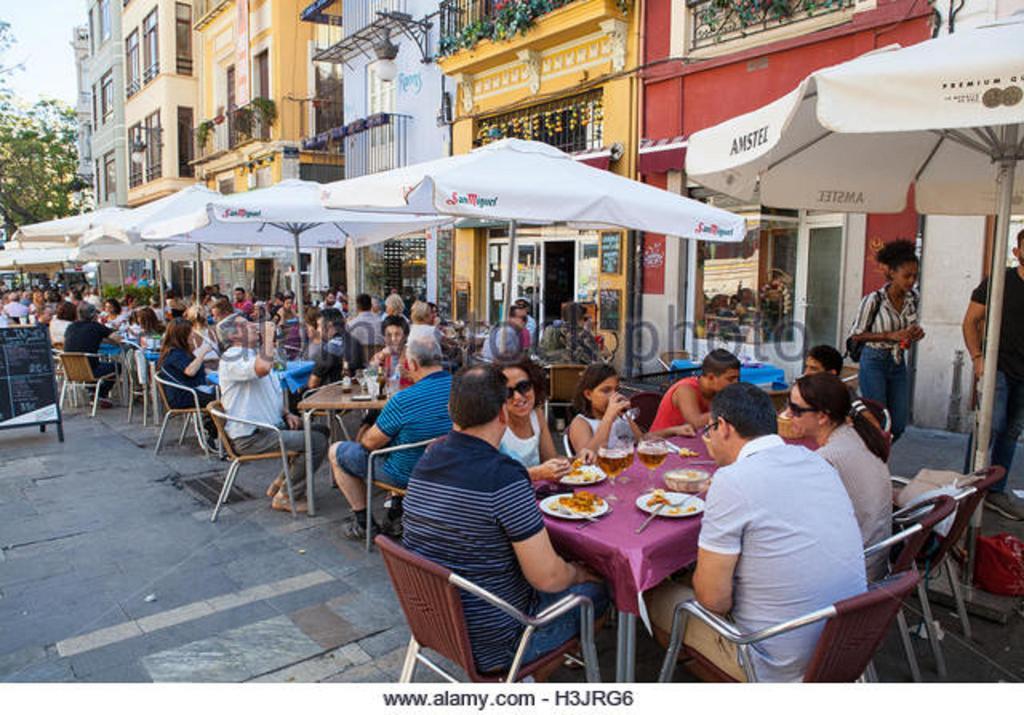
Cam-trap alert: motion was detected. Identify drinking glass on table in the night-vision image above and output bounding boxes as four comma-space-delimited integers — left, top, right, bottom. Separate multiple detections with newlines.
637, 438, 669, 485
597, 445, 625, 502
613, 435, 636, 485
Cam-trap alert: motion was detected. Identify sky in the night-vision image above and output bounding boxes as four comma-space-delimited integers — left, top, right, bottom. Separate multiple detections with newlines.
2, 0, 84, 106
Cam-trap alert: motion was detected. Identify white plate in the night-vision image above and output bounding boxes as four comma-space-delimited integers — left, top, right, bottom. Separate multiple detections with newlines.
559, 465, 608, 486
540, 494, 611, 520
635, 491, 704, 518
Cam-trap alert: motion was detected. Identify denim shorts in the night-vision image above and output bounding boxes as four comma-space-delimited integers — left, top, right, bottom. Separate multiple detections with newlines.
333, 441, 404, 487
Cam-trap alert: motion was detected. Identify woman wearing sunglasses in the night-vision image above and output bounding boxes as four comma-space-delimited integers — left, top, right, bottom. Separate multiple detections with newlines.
785, 372, 892, 580
499, 358, 594, 480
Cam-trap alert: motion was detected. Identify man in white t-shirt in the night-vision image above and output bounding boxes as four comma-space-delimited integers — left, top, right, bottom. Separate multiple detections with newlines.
647, 382, 866, 682
346, 293, 383, 349
217, 315, 329, 513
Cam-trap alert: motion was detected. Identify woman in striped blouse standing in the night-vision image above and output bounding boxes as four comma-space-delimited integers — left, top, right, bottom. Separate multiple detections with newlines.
848, 240, 925, 441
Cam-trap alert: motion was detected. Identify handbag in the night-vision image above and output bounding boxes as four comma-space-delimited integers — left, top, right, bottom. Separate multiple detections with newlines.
845, 290, 883, 363
973, 533, 1024, 596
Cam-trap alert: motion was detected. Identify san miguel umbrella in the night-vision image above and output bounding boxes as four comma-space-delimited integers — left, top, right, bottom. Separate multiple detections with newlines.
78, 185, 223, 307
319, 138, 746, 314
684, 18, 1024, 476
140, 179, 451, 320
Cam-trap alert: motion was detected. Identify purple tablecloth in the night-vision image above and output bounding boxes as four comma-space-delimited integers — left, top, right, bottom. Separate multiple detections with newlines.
543, 433, 817, 616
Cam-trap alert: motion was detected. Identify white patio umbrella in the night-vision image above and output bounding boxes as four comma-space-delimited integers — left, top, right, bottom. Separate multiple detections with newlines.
0, 247, 78, 269
684, 18, 1024, 474
80, 185, 223, 307
320, 138, 746, 313
11, 206, 130, 245
140, 179, 451, 320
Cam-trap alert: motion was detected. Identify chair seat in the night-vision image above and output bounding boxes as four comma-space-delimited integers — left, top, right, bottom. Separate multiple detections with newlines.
372, 481, 407, 496
164, 406, 211, 416
236, 450, 301, 463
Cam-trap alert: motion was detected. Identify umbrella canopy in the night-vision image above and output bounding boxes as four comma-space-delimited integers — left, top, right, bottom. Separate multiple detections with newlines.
141, 179, 450, 322
685, 20, 1023, 214
0, 247, 77, 269
684, 19, 1024, 475
320, 138, 745, 312
11, 206, 130, 245
321, 138, 746, 241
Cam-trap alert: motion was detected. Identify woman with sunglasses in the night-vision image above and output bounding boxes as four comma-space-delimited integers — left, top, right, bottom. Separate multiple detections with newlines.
785, 372, 892, 580
499, 358, 593, 480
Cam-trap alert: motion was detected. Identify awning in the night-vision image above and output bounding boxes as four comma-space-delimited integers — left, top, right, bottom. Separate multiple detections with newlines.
638, 135, 687, 175
572, 148, 611, 171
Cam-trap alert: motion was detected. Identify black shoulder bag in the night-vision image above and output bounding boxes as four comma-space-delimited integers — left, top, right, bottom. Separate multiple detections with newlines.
845, 291, 883, 363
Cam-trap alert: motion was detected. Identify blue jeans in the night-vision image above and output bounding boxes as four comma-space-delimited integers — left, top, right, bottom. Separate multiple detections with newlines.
989, 370, 1024, 492
333, 440, 405, 487
519, 581, 609, 665
859, 346, 910, 441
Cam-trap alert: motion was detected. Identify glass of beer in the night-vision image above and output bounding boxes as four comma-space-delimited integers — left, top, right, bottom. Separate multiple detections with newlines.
612, 436, 635, 485
598, 445, 627, 501
638, 438, 669, 471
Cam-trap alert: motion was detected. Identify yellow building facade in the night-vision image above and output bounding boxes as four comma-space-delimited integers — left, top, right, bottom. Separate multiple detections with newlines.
439, 0, 639, 354
123, 0, 201, 207
191, 0, 342, 194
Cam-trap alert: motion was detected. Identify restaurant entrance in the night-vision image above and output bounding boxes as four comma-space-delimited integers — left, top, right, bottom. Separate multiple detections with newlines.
543, 241, 574, 324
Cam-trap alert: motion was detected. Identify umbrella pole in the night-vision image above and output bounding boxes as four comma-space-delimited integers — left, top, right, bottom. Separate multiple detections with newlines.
972, 123, 1019, 474
156, 247, 166, 315
503, 220, 518, 320
195, 243, 202, 304
292, 229, 305, 352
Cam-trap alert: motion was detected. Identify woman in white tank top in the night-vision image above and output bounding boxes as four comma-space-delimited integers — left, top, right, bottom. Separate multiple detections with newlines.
498, 360, 577, 481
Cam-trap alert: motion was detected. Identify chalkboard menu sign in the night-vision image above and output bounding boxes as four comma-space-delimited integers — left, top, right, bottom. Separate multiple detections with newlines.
0, 325, 64, 441
599, 289, 621, 331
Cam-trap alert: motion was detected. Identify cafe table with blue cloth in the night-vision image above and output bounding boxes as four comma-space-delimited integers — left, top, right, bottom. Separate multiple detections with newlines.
206, 360, 315, 394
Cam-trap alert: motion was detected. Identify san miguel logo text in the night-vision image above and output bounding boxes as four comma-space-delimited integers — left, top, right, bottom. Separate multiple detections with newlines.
729, 125, 770, 156
818, 190, 865, 205
444, 192, 498, 208
222, 208, 262, 218
695, 222, 736, 238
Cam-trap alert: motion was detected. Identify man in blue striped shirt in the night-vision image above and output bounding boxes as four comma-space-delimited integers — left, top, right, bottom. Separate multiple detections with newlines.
403, 364, 607, 674
328, 337, 453, 540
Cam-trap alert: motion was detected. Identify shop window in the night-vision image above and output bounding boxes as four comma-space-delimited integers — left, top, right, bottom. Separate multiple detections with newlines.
695, 219, 798, 345
360, 237, 428, 302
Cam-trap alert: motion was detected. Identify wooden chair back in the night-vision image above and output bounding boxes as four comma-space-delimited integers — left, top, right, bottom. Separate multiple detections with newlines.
59, 353, 98, 383
207, 400, 242, 461
548, 364, 586, 404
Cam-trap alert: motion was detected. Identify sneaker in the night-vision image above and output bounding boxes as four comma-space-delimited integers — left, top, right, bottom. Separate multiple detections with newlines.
98, 398, 114, 409
341, 515, 380, 541
382, 517, 404, 539
984, 492, 1024, 521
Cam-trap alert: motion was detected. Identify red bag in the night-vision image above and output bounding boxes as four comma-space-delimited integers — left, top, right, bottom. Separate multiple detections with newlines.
973, 533, 1024, 596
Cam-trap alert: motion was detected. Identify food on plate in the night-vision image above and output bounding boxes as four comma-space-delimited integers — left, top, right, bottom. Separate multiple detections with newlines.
563, 464, 604, 483
558, 491, 605, 514
676, 447, 699, 458
665, 505, 699, 516
645, 489, 673, 508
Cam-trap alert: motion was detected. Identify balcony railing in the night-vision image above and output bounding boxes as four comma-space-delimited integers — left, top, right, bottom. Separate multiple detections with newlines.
688, 0, 854, 50
176, 56, 193, 76
143, 62, 159, 84
345, 0, 407, 37
195, 101, 274, 160
439, 0, 581, 56
146, 159, 162, 183
194, 0, 232, 29
343, 113, 410, 179
129, 164, 144, 188
475, 90, 603, 154
126, 77, 141, 98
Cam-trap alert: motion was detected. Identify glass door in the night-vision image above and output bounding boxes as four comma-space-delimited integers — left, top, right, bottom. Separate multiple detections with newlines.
802, 225, 845, 350
515, 241, 542, 321
487, 242, 508, 325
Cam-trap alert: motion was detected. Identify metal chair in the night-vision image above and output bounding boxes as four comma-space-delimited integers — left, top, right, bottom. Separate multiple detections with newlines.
562, 431, 574, 458
658, 570, 921, 683
890, 468, 1005, 677
364, 437, 440, 552
629, 391, 662, 432
882, 494, 958, 681
657, 350, 691, 372
299, 380, 349, 440
376, 535, 601, 683
840, 364, 860, 391
207, 401, 301, 522
57, 352, 118, 417
153, 372, 213, 458
126, 348, 151, 426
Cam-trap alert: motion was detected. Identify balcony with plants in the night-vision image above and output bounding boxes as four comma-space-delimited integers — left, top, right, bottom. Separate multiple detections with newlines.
438, 0, 630, 68
194, 98, 277, 161
687, 0, 855, 51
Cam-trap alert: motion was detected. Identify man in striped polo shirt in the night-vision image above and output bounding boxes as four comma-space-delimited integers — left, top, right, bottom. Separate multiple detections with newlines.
403, 364, 608, 674
328, 337, 453, 540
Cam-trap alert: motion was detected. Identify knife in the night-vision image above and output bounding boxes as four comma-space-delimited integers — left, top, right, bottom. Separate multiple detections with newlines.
635, 502, 666, 534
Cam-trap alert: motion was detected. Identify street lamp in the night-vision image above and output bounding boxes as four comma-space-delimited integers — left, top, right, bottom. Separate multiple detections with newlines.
130, 125, 162, 163
369, 31, 399, 82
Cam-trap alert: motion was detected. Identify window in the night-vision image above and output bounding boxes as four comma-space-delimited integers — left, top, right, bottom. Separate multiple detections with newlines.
313, 62, 343, 135
226, 65, 236, 110
254, 50, 269, 100
99, 0, 111, 41
103, 151, 117, 201
94, 159, 102, 198
367, 65, 395, 115
125, 30, 140, 97
128, 122, 143, 187
175, 3, 193, 75
694, 217, 799, 345
144, 111, 162, 182
476, 90, 604, 153
177, 107, 194, 178
100, 71, 114, 121
143, 9, 159, 83
91, 83, 98, 125
88, 9, 96, 55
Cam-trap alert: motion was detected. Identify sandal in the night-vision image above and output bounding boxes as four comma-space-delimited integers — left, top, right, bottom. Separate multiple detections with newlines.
271, 494, 308, 514
265, 475, 285, 498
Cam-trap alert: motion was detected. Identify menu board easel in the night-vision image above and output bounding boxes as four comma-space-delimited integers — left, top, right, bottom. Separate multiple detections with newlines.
0, 325, 64, 442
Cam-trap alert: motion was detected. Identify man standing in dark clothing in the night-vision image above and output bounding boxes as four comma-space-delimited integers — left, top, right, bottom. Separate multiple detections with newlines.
963, 228, 1024, 520
63, 302, 122, 405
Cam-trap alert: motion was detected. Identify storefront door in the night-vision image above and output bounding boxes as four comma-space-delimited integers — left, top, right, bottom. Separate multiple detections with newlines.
798, 220, 845, 352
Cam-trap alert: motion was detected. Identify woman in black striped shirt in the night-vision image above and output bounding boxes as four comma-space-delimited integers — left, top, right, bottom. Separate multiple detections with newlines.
847, 240, 924, 441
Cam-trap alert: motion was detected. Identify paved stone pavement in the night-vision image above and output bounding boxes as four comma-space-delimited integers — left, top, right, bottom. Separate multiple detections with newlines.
1, 402, 1021, 683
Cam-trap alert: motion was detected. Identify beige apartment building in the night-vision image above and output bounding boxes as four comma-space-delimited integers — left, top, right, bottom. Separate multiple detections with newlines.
122, 0, 200, 206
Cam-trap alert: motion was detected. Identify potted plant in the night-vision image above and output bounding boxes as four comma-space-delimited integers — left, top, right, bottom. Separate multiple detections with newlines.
196, 120, 215, 149
250, 96, 277, 128
213, 106, 226, 125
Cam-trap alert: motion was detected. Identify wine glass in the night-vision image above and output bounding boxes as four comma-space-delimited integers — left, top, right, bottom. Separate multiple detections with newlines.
637, 438, 669, 487
597, 445, 622, 502
613, 435, 635, 485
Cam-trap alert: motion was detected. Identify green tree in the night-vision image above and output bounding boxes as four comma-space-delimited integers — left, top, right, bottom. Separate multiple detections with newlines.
0, 24, 88, 235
